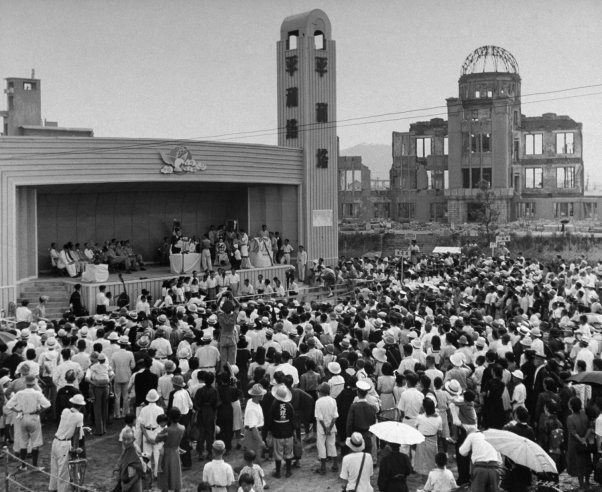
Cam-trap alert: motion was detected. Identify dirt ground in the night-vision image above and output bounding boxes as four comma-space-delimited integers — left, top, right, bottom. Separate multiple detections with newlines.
1, 421, 438, 492
0, 421, 595, 492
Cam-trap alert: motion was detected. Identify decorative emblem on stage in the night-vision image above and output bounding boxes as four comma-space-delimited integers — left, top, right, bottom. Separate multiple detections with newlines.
159, 146, 207, 174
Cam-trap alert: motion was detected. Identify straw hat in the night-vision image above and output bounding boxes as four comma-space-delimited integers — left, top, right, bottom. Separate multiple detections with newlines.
444, 379, 462, 396
371, 347, 387, 364
271, 383, 292, 402
345, 432, 365, 452
248, 384, 267, 397
172, 375, 186, 388
450, 352, 464, 367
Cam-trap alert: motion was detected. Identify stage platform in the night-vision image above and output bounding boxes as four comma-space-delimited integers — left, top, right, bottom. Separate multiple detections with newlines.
62, 264, 296, 313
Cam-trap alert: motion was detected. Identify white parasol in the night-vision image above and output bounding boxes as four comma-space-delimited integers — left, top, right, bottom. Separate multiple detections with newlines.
369, 421, 425, 445
483, 429, 558, 474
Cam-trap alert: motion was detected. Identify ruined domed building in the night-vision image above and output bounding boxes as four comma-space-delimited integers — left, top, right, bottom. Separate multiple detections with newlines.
390, 45, 594, 224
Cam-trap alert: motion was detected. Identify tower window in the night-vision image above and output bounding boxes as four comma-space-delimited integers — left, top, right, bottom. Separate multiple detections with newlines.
285, 56, 298, 76
286, 31, 298, 50
443, 137, 449, 155
286, 119, 298, 139
316, 103, 328, 123
286, 87, 298, 108
317, 149, 329, 168
315, 57, 328, 77
475, 90, 480, 99
23, 81, 36, 91
314, 31, 325, 50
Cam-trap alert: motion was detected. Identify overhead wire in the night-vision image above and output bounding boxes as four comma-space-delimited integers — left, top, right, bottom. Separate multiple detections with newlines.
0, 82, 600, 161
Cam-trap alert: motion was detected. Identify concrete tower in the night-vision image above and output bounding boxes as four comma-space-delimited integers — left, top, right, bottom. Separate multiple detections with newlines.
446, 46, 521, 223
277, 9, 338, 264
2, 77, 42, 136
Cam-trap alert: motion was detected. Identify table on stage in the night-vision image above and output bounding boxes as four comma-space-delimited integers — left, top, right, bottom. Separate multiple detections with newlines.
170, 253, 202, 274
81, 263, 110, 283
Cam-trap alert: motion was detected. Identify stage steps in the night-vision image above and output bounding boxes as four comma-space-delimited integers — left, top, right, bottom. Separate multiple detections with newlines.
18, 280, 72, 319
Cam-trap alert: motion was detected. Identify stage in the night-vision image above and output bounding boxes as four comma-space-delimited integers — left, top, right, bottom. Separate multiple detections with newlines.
62, 263, 296, 313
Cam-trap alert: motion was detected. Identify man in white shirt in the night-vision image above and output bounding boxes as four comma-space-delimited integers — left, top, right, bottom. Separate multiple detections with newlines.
136, 389, 165, 477
340, 432, 373, 492
274, 351, 299, 387
396, 373, 423, 427
6, 375, 51, 470
459, 428, 500, 492
314, 383, 339, 474
150, 330, 173, 360
202, 440, 234, 492
510, 370, 527, 410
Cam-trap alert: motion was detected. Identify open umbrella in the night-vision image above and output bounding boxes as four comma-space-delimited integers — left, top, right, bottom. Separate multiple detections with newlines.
568, 371, 602, 386
483, 429, 557, 474
369, 421, 425, 445
0, 330, 16, 345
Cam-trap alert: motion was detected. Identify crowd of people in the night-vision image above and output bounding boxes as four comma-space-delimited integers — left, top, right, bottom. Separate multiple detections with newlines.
3, 247, 602, 491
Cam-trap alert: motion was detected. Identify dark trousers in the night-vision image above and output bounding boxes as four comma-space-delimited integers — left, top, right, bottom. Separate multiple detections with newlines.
179, 413, 192, 468
197, 415, 215, 456
455, 427, 471, 484
471, 462, 499, 492
92, 385, 109, 434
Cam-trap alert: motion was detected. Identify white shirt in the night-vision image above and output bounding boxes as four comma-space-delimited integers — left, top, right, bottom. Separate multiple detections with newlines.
314, 395, 338, 432
340, 452, 373, 492
171, 388, 193, 415
459, 431, 500, 463
511, 382, 527, 409
202, 459, 234, 491
396, 387, 424, 422
243, 400, 264, 429
150, 338, 173, 359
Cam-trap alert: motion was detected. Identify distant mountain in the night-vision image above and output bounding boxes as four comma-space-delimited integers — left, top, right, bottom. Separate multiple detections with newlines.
340, 143, 391, 178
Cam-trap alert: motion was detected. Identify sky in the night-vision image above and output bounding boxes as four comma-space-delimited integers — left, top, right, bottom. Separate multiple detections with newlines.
1, 0, 601, 181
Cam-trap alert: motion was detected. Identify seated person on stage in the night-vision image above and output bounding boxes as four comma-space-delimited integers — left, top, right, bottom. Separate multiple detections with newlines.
123, 240, 146, 271
83, 242, 96, 262
49, 242, 60, 270
105, 241, 132, 273
58, 243, 78, 277
116, 241, 140, 271
71, 243, 88, 272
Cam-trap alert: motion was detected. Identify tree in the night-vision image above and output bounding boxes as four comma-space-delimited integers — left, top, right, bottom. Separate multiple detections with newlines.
473, 180, 500, 245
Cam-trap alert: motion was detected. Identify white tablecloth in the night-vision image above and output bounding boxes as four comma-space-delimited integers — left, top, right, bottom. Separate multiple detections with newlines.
81, 263, 109, 283
169, 253, 202, 274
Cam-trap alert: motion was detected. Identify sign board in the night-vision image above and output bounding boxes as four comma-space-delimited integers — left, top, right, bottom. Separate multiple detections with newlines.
312, 209, 333, 227
497, 235, 510, 242
395, 249, 404, 257
489, 242, 497, 249
407, 233, 417, 240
